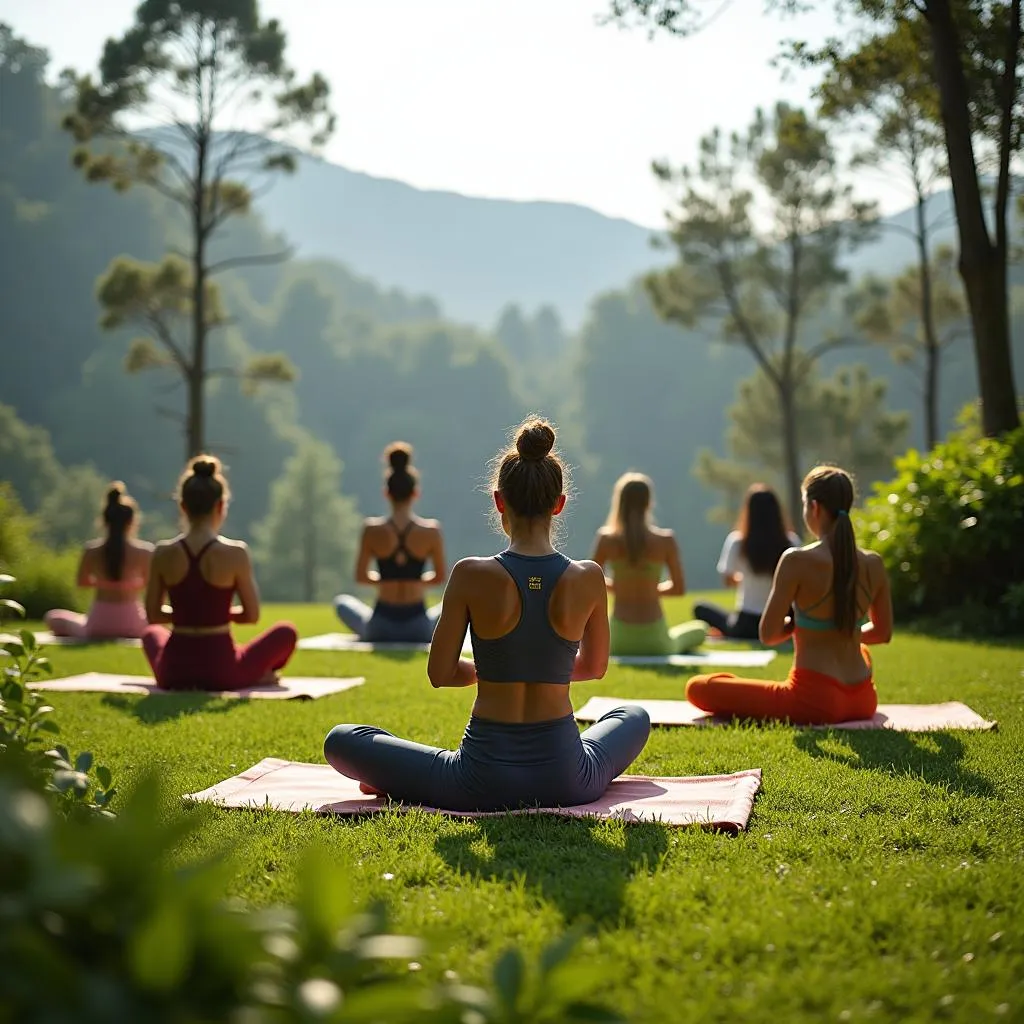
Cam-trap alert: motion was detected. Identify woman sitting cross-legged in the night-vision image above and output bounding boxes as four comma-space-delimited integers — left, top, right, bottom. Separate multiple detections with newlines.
323, 418, 651, 812
142, 455, 297, 691
686, 464, 893, 725
333, 442, 447, 644
590, 472, 706, 656
694, 483, 801, 641
44, 482, 153, 640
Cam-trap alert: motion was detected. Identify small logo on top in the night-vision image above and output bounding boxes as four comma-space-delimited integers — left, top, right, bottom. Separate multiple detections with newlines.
528, 576, 542, 591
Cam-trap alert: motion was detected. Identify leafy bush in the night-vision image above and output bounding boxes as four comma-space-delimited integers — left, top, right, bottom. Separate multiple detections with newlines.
0, 484, 83, 618
1, 576, 116, 816
857, 425, 1024, 635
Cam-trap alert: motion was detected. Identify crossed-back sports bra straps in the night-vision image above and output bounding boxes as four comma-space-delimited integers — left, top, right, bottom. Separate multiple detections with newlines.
167, 538, 234, 628
471, 551, 580, 684
794, 579, 873, 632
377, 520, 427, 581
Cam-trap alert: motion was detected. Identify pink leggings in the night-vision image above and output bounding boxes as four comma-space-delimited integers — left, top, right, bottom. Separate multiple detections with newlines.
45, 601, 148, 639
142, 624, 298, 691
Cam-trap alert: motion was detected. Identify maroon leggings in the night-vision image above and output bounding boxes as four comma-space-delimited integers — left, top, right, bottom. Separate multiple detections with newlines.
142, 624, 298, 691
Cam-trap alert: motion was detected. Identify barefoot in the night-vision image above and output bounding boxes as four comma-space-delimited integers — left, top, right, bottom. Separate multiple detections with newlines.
359, 781, 386, 797
256, 670, 282, 686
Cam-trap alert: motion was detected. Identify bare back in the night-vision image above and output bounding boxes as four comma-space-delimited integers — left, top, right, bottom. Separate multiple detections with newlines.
427, 554, 608, 723
592, 526, 684, 624
762, 541, 894, 682
357, 515, 446, 604
81, 537, 153, 603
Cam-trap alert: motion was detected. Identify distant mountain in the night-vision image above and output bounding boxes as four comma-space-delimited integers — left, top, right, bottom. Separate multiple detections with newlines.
256, 154, 672, 328
254, 150, 961, 328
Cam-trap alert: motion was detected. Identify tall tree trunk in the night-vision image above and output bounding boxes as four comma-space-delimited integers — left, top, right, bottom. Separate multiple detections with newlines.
914, 192, 941, 449
925, 0, 1020, 435
780, 383, 802, 534
188, 131, 209, 458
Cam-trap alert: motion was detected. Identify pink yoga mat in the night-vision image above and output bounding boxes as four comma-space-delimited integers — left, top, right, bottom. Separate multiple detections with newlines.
575, 696, 997, 731
30, 672, 365, 701
187, 757, 763, 832
33, 631, 142, 648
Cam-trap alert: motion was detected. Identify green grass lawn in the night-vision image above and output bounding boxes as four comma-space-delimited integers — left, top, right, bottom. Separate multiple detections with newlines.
21, 593, 1024, 1022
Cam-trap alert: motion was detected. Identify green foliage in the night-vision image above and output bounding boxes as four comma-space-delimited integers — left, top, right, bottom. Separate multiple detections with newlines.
252, 437, 361, 602
697, 363, 908, 524
0, 485, 83, 619
858, 425, 1024, 635
36, 463, 110, 548
0, 402, 61, 510
646, 100, 877, 520
0, 576, 116, 816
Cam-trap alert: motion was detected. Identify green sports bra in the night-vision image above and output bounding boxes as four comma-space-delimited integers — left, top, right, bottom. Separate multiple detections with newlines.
608, 560, 662, 581
794, 582, 873, 632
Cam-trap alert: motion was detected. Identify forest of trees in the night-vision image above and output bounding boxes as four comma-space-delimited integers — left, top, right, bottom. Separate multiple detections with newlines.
2, 7, 1023, 598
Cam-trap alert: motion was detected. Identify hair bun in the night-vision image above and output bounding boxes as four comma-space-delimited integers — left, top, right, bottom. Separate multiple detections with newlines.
191, 458, 217, 479
516, 421, 555, 461
105, 481, 126, 507
386, 443, 412, 474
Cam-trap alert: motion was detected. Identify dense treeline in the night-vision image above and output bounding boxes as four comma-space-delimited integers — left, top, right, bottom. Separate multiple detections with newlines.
2, 21, 1022, 598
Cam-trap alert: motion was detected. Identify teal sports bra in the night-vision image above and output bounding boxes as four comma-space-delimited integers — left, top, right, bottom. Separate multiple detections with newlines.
794, 582, 873, 632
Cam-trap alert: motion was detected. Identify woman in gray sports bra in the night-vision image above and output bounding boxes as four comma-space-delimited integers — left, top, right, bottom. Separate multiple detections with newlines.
333, 442, 447, 643
324, 418, 651, 811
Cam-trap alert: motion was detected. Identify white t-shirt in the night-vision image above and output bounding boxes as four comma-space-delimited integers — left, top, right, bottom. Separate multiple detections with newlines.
717, 531, 802, 614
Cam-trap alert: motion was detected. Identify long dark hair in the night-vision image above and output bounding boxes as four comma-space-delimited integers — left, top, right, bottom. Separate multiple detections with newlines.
101, 482, 136, 581
803, 465, 858, 634
736, 484, 792, 576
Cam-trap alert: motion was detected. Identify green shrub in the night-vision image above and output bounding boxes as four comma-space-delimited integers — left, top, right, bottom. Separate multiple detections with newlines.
0, 484, 83, 618
857, 425, 1024, 636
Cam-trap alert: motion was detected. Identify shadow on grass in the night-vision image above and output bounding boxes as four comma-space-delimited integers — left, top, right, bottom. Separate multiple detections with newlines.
433, 814, 668, 924
101, 692, 242, 724
793, 728, 995, 797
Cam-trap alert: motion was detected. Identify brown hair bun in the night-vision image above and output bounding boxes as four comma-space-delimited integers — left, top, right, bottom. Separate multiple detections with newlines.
191, 458, 218, 479
106, 481, 126, 508
515, 421, 555, 461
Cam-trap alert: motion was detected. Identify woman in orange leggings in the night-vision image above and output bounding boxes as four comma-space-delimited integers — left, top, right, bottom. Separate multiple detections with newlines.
686, 465, 893, 725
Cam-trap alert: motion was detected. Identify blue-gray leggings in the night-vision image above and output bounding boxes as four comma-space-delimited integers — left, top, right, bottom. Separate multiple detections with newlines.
323, 705, 652, 812
333, 596, 441, 644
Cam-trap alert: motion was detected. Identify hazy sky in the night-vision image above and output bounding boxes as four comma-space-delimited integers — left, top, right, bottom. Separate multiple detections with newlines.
0, 0, 918, 227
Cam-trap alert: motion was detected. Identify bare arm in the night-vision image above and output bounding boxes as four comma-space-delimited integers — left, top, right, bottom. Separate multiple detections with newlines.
230, 545, 260, 624
426, 563, 477, 688
421, 527, 448, 586
591, 533, 614, 591
572, 567, 610, 681
658, 534, 686, 596
860, 556, 894, 645
75, 547, 94, 588
759, 550, 800, 646
144, 548, 172, 624
353, 525, 380, 585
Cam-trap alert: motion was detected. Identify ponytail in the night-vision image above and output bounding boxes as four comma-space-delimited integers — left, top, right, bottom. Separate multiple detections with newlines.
802, 465, 858, 635
101, 482, 137, 581
829, 509, 858, 635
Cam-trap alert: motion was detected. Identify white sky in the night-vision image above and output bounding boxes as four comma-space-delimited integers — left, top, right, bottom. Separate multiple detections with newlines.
0, 0, 922, 227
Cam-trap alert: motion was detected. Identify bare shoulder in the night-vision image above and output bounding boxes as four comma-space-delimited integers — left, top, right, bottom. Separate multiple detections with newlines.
132, 538, 155, 553
218, 537, 250, 559
568, 558, 607, 586
364, 516, 389, 529
153, 537, 182, 556
650, 525, 675, 540
859, 548, 886, 574
417, 516, 442, 532
83, 538, 104, 552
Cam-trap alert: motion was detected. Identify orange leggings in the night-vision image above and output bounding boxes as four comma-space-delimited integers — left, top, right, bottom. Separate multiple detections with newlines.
686, 657, 877, 726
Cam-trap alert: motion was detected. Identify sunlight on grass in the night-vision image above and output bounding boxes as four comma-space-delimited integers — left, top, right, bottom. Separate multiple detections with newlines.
21, 595, 1024, 1022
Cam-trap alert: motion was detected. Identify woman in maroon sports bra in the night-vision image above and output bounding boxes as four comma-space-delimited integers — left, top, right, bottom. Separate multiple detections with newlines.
142, 455, 297, 690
